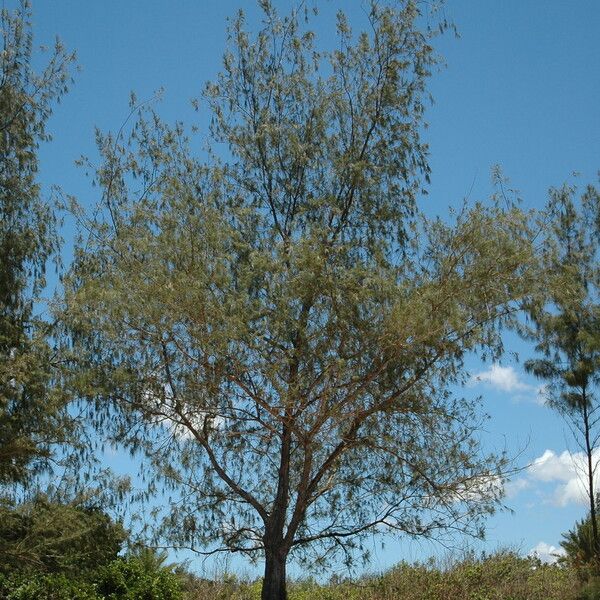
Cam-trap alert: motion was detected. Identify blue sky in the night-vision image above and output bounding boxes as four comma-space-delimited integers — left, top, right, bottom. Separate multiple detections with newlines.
28, 0, 600, 576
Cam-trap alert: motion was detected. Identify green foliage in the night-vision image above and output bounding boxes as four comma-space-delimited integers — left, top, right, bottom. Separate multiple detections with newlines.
178, 552, 579, 600
0, 551, 581, 600
0, 495, 126, 576
525, 181, 600, 415
0, 573, 99, 600
577, 577, 600, 600
128, 546, 179, 574
523, 180, 600, 557
0, 0, 76, 484
0, 551, 181, 600
560, 513, 600, 578
62, 3, 541, 593
95, 555, 182, 600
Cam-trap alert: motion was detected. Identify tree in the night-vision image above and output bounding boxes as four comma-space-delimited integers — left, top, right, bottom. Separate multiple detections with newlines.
560, 513, 600, 578
0, 0, 75, 484
62, 2, 538, 598
0, 494, 126, 576
95, 553, 183, 600
524, 180, 600, 563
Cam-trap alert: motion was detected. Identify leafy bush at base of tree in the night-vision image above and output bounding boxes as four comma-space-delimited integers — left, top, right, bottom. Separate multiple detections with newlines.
95, 556, 182, 600
0, 573, 99, 600
0, 555, 182, 600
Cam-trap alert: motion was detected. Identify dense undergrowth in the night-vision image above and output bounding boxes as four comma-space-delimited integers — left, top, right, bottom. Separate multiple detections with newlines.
0, 550, 591, 599
179, 551, 583, 600
0, 556, 182, 600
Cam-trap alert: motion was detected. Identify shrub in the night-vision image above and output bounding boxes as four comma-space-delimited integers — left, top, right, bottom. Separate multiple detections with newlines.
367, 551, 578, 600
178, 552, 580, 600
0, 497, 126, 576
577, 576, 600, 600
95, 556, 182, 600
561, 514, 600, 580
0, 573, 99, 600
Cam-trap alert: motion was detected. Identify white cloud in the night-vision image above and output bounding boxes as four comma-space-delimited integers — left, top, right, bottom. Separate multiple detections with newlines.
528, 449, 574, 482
528, 541, 565, 564
557, 477, 589, 507
469, 364, 546, 404
504, 477, 530, 499
503, 449, 600, 507
471, 364, 530, 392
528, 449, 600, 507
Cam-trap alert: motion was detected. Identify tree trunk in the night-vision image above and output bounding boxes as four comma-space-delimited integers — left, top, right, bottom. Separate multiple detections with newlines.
582, 394, 599, 560
261, 547, 288, 600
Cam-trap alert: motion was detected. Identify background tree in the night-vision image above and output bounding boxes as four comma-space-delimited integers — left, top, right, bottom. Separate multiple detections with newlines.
63, 2, 538, 598
0, 493, 126, 576
524, 180, 600, 564
0, 0, 75, 485
560, 513, 600, 579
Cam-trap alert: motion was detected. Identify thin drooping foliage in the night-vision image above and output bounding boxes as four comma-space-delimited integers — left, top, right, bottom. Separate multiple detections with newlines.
524, 180, 600, 563
0, 494, 126, 576
0, 0, 75, 486
62, 2, 539, 598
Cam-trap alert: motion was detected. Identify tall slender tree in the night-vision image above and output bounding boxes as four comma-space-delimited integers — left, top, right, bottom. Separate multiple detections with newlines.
524, 180, 600, 563
0, 0, 75, 485
63, 2, 539, 598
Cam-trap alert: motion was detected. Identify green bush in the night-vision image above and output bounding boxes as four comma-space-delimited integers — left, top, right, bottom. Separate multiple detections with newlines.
578, 576, 600, 600
0, 497, 126, 576
365, 551, 578, 600
95, 556, 182, 600
0, 573, 99, 600
560, 514, 600, 582
0, 551, 583, 600
0, 553, 182, 600
179, 551, 580, 600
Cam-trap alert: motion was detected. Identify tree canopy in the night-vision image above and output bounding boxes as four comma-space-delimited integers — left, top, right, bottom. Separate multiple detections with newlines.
0, 0, 76, 485
62, 2, 539, 598
0, 494, 126, 576
524, 180, 600, 560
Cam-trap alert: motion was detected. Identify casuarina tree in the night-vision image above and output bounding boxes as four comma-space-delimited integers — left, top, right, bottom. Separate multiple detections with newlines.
0, 0, 75, 485
524, 180, 600, 564
62, 2, 539, 598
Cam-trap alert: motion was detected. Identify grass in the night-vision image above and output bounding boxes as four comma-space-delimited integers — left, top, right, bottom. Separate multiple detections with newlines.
179, 550, 582, 600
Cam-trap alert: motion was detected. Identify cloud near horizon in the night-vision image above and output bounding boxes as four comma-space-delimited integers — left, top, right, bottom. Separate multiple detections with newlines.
469, 364, 546, 404
527, 449, 600, 507
528, 541, 565, 564
502, 448, 600, 507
